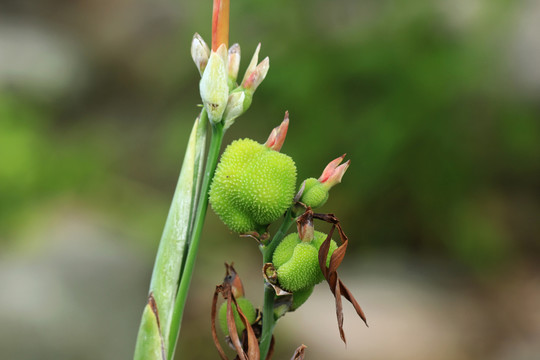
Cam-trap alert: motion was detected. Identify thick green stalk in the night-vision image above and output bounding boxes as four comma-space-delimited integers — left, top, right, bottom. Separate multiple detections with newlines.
263, 208, 296, 264
259, 209, 296, 360
259, 286, 276, 360
167, 121, 224, 359
134, 112, 207, 360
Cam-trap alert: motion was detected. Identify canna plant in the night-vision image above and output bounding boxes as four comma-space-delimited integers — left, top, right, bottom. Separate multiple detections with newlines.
134, 1, 367, 359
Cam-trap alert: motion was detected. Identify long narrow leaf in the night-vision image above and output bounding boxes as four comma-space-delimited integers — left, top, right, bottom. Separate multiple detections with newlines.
135, 112, 207, 358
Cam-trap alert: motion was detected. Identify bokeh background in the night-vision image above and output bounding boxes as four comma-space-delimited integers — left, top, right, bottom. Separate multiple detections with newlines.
1, 0, 539, 359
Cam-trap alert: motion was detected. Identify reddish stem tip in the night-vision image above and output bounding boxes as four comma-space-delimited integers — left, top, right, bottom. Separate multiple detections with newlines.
212, 0, 230, 51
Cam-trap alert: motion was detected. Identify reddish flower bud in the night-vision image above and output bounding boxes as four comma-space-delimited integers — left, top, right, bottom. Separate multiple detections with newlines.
264, 111, 289, 152
241, 43, 269, 94
300, 155, 350, 209
319, 154, 350, 189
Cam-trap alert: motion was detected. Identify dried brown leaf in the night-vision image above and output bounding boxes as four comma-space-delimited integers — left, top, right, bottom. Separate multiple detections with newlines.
263, 263, 291, 296
232, 296, 260, 360
339, 279, 368, 326
211, 286, 229, 360
213, 263, 262, 360
311, 211, 368, 343
290, 344, 307, 360
227, 292, 248, 360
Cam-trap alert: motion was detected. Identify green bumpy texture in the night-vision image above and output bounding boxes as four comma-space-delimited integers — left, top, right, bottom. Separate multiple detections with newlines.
300, 178, 329, 209
218, 297, 257, 336
273, 231, 338, 292
291, 286, 314, 311
209, 138, 297, 233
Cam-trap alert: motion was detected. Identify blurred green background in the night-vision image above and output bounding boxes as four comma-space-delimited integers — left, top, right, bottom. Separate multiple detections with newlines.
1, 0, 539, 359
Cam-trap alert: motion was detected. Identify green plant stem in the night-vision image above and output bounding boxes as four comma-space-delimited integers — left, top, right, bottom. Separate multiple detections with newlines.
259, 209, 296, 360
167, 121, 225, 360
259, 286, 276, 360
263, 208, 295, 264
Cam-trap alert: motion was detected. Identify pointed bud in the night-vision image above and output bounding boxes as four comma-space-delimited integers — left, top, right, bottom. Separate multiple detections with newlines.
243, 56, 269, 93
264, 112, 289, 152
299, 155, 350, 209
228, 43, 241, 83
191, 33, 210, 76
199, 44, 229, 124
319, 154, 350, 188
241, 43, 261, 85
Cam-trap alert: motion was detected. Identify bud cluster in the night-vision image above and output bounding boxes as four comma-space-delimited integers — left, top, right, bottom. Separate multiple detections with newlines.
191, 34, 270, 129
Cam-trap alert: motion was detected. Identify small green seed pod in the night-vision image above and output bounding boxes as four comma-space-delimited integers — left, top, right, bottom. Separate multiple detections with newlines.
299, 155, 350, 209
209, 138, 296, 234
300, 178, 329, 209
218, 297, 257, 336
273, 231, 338, 292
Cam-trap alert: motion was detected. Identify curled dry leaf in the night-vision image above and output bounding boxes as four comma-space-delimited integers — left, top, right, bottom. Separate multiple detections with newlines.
290, 344, 307, 360
263, 263, 292, 296
240, 230, 270, 244
211, 263, 260, 360
307, 210, 368, 344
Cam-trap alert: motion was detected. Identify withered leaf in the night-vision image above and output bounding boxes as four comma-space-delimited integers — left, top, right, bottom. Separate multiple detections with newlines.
313, 211, 368, 344
212, 263, 262, 360
262, 263, 291, 296
211, 285, 230, 360
290, 344, 307, 360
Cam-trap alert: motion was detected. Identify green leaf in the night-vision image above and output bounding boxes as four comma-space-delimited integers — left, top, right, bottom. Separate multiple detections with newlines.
135, 112, 207, 357
134, 295, 166, 360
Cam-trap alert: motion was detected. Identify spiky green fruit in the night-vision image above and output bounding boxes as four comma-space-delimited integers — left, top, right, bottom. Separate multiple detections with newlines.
209, 138, 297, 233
300, 178, 329, 209
218, 297, 256, 336
291, 286, 314, 311
273, 231, 338, 292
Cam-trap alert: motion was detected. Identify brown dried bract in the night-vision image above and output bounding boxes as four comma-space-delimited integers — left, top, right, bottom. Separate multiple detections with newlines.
298, 209, 368, 344
262, 263, 292, 296
211, 263, 260, 360
290, 344, 307, 360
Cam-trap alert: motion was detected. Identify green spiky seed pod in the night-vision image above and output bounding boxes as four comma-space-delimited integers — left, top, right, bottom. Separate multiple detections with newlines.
209, 138, 297, 233
300, 178, 329, 209
218, 297, 256, 336
291, 286, 314, 311
273, 231, 338, 292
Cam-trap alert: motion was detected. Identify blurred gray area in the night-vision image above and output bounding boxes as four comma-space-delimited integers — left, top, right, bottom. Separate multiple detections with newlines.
1, 0, 540, 359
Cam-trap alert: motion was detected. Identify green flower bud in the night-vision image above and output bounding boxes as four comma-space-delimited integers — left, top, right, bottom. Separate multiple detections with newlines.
300, 178, 329, 209
222, 88, 253, 130
300, 155, 350, 209
200, 44, 229, 124
191, 33, 210, 76
218, 297, 256, 336
209, 117, 296, 234
273, 231, 338, 292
